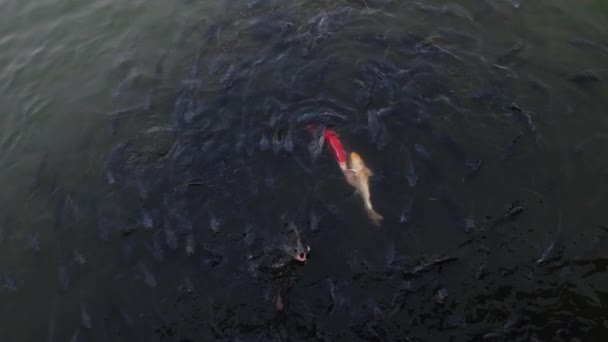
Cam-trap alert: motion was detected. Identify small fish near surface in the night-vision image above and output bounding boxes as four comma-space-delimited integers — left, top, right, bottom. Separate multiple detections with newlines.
185, 234, 196, 256
272, 125, 295, 154
306, 124, 326, 162
496, 42, 526, 66
568, 70, 602, 84
274, 290, 284, 311
80, 302, 92, 329
414, 2, 476, 24
248, 224, 311, 280
137, 262, 157, 288
308, 207, 321, 232
58, 264, 70, 292
434, 286, 449, 305
506, 102, 536, 134
367, 108, 390, 150
537, 213, 564, 265
399, 197, 415, 224
103, 141, 130, 185
463, 159, 483, 183
490, 202, 525, 228
465, 202, 476, 232
2, 274, 17, 292
402, 255, 458, 276
569, 37, 608, 54
296, 111, 348, 125
344, 152, 383, 225
282, 222, 311, 263
29, 153, 48, 192
404, 147, 418, 188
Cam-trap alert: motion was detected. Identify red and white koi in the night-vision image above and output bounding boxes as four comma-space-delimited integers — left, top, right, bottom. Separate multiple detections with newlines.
307, 125, 382, 224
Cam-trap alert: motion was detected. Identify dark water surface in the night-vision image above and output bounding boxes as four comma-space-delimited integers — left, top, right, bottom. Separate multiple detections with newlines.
1, 0, 608, 340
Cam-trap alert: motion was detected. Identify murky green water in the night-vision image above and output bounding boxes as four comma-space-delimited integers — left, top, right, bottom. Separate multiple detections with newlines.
1, 0, 608, 341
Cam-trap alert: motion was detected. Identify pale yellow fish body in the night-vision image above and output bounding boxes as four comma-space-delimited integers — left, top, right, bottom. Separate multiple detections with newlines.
344, 152, 383, 225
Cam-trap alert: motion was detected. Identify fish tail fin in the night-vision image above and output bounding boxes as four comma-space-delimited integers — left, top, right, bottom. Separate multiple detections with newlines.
366, 207, 383, 225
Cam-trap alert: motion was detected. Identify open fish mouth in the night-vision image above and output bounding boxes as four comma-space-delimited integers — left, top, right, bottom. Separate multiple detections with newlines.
292, 245, 311, 263
294, 253, 308, 263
